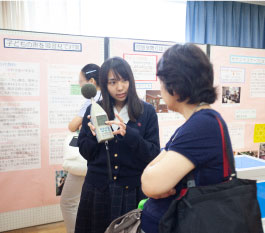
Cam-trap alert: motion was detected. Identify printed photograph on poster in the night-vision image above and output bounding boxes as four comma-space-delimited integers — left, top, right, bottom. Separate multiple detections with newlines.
237, 150, 258, 158
259, 143, 265, 160
222, 87, 241, 104
55, 170, 68, 196
146, 90, 168, 113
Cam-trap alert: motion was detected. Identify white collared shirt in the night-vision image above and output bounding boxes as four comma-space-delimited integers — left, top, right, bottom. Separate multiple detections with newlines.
112, 104, 129, 131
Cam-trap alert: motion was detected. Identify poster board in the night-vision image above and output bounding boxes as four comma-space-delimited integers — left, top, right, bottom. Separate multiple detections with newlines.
2, 31, 264, 231
0, 29, 104, 231
109, 38, 207, 147
210, 45, 265, 156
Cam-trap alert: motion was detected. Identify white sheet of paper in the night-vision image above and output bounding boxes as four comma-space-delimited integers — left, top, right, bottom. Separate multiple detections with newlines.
124, 54, 157, 81
250, 69, 265, 97
49, 133, 68, 165
220, 67, 245, 83
161, 126, 178, 148
227, 122, 245, 150
0, 61, 40, 96
0, 102, 41, 171
157, 112, 185, 122
235, 109, 256, 120
48, 64, 84, 128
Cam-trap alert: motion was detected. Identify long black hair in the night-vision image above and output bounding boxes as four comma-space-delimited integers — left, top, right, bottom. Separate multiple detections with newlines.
99, 57, 143, 121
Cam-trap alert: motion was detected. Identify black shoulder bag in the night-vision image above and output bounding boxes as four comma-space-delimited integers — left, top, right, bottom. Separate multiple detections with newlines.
159, 116, 263, 233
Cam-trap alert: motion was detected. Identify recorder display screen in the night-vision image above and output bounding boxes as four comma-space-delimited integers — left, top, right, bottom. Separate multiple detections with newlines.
96, 115, 108, 126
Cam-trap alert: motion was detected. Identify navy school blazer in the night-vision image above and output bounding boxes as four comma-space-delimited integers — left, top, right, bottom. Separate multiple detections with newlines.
77, 100, 160, 189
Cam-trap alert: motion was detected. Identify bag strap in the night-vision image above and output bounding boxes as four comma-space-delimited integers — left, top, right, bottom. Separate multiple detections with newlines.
215, 116, 236, 178
185, 115, 236, 188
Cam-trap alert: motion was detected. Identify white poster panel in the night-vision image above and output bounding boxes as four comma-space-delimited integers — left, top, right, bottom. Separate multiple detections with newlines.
0, 102, 41, 172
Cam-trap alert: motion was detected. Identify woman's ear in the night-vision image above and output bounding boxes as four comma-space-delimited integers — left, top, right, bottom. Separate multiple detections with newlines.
173, 91, 181, 102
88, 78, 96, 85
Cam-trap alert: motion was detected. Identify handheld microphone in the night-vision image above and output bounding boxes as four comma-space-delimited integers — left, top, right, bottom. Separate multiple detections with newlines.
81, 83, 97, 99
81, 84, 114, 143
81, 83, 114, 181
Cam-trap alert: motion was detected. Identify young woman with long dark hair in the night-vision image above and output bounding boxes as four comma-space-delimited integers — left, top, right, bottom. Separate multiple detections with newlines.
75, 57, 160, 233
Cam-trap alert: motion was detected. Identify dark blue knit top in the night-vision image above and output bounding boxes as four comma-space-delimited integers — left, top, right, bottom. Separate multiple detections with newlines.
141, 109, 233, 233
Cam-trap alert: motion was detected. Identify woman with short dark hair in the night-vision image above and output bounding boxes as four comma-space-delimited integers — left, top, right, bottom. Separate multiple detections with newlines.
141, 43, 233, 233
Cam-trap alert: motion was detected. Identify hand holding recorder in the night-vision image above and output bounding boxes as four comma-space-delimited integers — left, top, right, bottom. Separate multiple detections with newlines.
81, 83, 114, 143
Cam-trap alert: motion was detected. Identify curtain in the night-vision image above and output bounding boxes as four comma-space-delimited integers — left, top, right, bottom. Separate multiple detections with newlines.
186, 1, 265, 49
0, 1, 25, 30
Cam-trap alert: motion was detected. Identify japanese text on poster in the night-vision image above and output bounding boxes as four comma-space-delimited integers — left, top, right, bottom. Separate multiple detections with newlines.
49, 133, 68, 165
250, 69, 265, 97
227, 123, 245, 149
0, 102, 41, 172
134, 43, 171, 53
0, 61, 40, 96
124, 54, 157, 81
4, 38, 82, 52
230, 55, 265, 65
48, 64, 84, 128
235, 109, 256, 120
220, 67, 245, 83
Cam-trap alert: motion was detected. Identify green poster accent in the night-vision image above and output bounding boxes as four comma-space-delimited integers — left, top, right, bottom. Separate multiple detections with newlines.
71, 85, 81, 95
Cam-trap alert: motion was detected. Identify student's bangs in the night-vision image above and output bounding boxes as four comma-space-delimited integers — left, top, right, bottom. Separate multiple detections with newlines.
111, 64, 130, 81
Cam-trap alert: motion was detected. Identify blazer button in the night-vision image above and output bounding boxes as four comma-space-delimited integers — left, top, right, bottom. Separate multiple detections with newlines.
115, 166, 118, 169
114, 153, 118, 157
113, 176, 117, 180
125, 186, 129, 189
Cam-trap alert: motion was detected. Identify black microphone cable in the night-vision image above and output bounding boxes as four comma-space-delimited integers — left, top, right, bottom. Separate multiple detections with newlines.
104, 141, 113, 181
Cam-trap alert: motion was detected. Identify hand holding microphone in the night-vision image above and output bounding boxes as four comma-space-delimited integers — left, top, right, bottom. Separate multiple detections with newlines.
81, 83, 114, 180
81, 83, 114, 143
87, 115, 96, 136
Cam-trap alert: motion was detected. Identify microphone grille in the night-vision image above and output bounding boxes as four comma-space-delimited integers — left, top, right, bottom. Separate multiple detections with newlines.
81, 83, 97, 99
